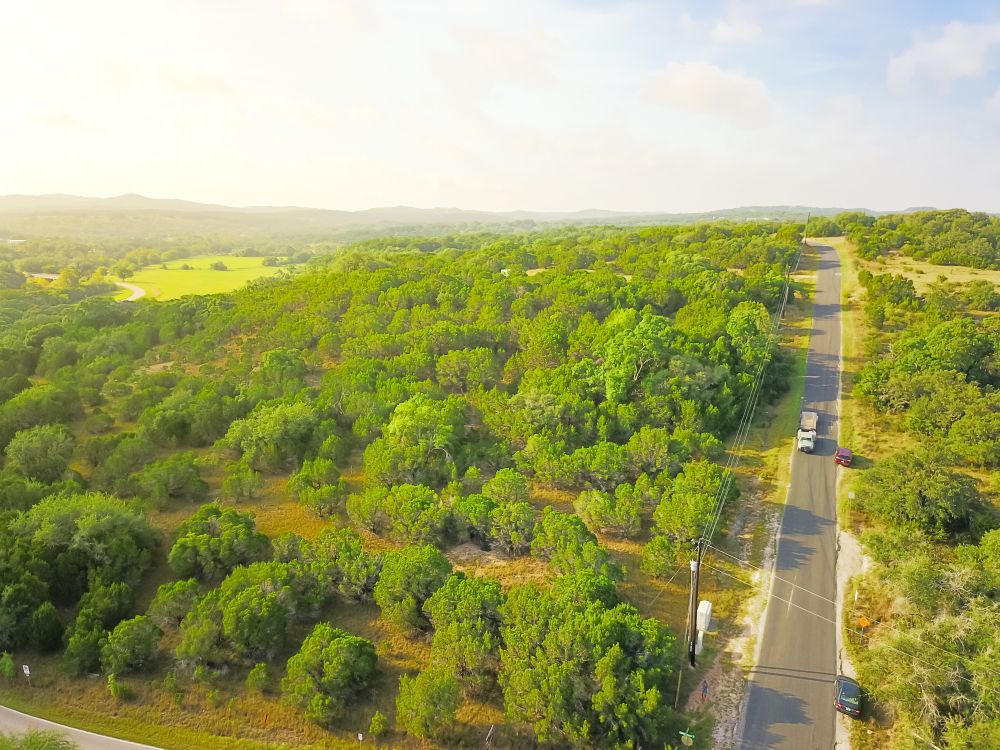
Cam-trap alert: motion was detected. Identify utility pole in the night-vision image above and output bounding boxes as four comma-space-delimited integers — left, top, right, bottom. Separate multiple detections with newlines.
686, 538, 704, 667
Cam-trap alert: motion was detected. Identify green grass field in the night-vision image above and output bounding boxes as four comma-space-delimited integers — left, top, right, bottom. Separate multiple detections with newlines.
126, 256, 292, 300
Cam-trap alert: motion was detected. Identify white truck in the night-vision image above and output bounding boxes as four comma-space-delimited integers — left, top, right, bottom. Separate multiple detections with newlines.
797, 411, 818, 453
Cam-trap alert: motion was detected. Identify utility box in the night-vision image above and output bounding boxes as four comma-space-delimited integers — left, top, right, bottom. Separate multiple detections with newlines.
696, 600, 712, 632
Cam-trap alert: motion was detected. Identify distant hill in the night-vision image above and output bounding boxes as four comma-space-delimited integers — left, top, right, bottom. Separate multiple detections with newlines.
0, 193, 917, 242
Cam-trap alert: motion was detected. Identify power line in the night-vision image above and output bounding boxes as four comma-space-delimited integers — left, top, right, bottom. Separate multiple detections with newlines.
706, 543, 838, 606
703, 561, 990, 692
703, 544, 1000, 682
700, 243, 802, 548
702, 561, 836, 626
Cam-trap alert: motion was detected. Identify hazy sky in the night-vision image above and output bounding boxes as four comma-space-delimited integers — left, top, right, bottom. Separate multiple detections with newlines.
4, 0, 1000, 212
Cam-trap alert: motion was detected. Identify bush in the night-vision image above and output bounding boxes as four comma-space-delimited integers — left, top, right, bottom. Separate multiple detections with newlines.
107, 672, 132, 701
246, 662, 271, 694
395, 669, 460, 739
30, 602, 63, 651
373, 545, 451, 630
0, 651, 14, 679
168, 504, 271, 581
4, 424, 75, 482
369, 710, 388, 738
281, 623, 377, 725
101, 616, 162, 674
147, 579, 201, 629
857, 452, 979, 539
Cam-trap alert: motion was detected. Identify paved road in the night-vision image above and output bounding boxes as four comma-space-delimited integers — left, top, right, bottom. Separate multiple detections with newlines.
0, 704, 160, 749
739, 242, 842, 749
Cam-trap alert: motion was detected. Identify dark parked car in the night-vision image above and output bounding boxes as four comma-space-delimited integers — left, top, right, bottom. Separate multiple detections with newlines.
834, 447, 853, 466
834, 675, 862, 718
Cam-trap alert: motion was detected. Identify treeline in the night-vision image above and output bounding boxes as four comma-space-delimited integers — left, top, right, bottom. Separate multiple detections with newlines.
848, 260, 1000, 747
0, 221, 802, 745
0, 236, 324, 286
807, 209, 1000, 268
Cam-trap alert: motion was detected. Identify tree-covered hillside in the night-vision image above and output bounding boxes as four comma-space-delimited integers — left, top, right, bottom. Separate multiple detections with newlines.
0, 221, 802, 748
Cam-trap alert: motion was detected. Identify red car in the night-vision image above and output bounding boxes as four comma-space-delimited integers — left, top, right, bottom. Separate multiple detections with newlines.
834, 447, 853, 466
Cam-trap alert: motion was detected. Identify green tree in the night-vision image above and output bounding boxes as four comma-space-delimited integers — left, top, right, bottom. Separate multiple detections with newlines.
373, 545, 451, 630
454, 493, 496, 548
653, 460, 737, 543
574, 486, 642, 539
530, 507, 620, 578
220, 401, 320, 472
168, 504, 272, 581
857, 452, 978, 538
395, 669, 460, 740
481, 468, 530, 505
368, 710, 388, 738
135, 452, 207, 507
423, 574, 503, 694
500, 578, 676, 748
4, 424, 75, 483
10, 493, 157, 590
382, 484, 452, 546
489, 501, 535, 555
221, 458, 263, 502
147, 579, 201, 629
30, 602, 63, 651
307, 527, 382, 602
726, 300, 773, 371
435, 348, 499, 392
363, 394, 467, 487
101, 616, 162, 674
281, 623, 377, 726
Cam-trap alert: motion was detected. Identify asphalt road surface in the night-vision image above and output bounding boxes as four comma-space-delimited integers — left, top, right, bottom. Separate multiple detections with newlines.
0, 704, 160, 749
739, 242, 842, 749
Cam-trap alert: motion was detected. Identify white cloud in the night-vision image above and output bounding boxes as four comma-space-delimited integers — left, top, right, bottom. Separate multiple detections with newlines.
987, 87, 1000, 116
645, 62, 775, 127
888, 21, 1000, 92
711, 16, 762, 43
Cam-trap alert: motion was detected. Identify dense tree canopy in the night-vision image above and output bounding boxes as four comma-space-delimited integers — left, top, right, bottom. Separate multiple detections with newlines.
0, 219, 809, 744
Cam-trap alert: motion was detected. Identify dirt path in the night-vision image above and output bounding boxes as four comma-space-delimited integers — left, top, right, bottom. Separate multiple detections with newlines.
25, 272, 146, 302
113, 281, 146, 301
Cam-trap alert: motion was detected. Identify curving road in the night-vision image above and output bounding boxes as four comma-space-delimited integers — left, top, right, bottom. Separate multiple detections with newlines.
0, 704, 160, 749
24, 272, 145, 301
737, 242, 843, 749
114, 281, 146, 301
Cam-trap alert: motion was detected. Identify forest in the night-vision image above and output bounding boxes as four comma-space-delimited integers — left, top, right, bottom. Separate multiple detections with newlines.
807, 209, 1000, 270
0, 221, 801, 748
843, 243, 1000, 748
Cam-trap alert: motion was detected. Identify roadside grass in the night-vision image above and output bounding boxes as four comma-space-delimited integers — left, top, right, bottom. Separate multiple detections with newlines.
126, 256, 294, 300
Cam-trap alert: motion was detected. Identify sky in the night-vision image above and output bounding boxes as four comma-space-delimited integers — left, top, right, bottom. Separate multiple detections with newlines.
3, 0, 1000, 213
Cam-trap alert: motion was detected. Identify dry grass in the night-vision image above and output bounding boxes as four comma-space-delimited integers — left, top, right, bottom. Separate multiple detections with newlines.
868, 252, 1000, 294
